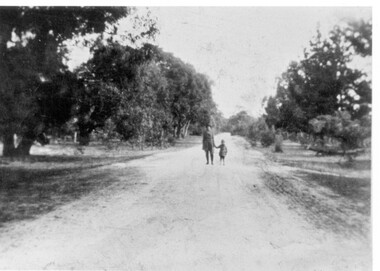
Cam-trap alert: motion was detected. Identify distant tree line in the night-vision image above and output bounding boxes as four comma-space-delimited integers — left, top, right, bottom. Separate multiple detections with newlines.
221, 111, 272, 147
0, 7, 219, 156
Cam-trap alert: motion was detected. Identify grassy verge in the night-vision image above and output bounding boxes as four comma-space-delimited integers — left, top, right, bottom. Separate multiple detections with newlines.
256, 140, 371, 178
263, 170, 370, 238
255, 140, 371, 238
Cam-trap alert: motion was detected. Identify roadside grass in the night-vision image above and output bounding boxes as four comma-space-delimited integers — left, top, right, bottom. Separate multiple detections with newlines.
0, 136, 201, 227
258, 140, 371, 178
298, 171, 371, 215
256, 140, 371, 237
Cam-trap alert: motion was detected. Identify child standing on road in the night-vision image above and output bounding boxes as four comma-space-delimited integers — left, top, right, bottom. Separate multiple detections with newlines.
215, 139, 228, 165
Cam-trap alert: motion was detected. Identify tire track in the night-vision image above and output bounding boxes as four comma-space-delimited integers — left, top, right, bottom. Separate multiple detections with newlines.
257, 155, 370, 241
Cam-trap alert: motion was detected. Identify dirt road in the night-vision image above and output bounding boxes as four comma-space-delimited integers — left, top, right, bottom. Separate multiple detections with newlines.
0, 134, 371, 270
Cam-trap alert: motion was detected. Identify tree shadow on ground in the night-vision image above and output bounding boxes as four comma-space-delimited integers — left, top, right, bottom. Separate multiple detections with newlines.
0, 154, 149, 227
301, 172, 371, 209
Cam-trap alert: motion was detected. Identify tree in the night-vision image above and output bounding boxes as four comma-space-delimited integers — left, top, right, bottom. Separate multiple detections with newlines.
224, 111, 255, 137
341, 20, 372, 57
309, 111, 371, 152
77, 42, 168, 146
75, 42, 140, 144
114, 60, 170, 148
211, 110, 227, 134
0, 7, 131, 156
153, 49, 215, 138
248, 116, 268, 142
264, 20, 372, 135
75, 41, 217, 146
75, 81, 122, 145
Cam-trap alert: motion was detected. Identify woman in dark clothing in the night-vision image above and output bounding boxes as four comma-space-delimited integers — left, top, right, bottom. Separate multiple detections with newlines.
202, 125, 215, 165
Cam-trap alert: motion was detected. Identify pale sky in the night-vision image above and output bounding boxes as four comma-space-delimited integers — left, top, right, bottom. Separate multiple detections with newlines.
147, 7, 371, 117
67, 6, 371, 118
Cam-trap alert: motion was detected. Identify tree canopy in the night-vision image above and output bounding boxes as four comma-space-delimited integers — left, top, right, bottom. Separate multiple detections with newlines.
0, 7, 161, 155
0, 7, 131, 155
74, 42, 217, 147
0, 5, 217, 154
263, 20, 371, 150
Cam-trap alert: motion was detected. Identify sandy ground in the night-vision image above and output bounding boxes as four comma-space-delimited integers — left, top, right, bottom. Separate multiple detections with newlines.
0, 134, 371, 270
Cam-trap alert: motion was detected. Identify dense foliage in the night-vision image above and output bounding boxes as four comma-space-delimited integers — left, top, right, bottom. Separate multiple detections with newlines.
263, 20, 371, 151
75, 43, 217, 147
0, 7, 218, 155
221, 20, 371, 152
0, 7, 131, 155
222, 111, 274, 147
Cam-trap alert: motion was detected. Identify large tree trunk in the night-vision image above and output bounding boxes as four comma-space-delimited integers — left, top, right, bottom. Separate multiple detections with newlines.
160, 129, 164, 149
183, 120, 191, 138
1, 26, 14, 157
138, 133, 145, 150
74, 132, 78, 143
78, 125, 93, 146
2, 131, 16, 157
14, 126, 38, 156
176, 121, 182, 139
2, 132, 35, 157
15, 137, 34, 156
78, 132, 91, 146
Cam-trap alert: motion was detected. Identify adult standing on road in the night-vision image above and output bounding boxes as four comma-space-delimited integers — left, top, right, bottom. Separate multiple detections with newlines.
202, 125, 215, 165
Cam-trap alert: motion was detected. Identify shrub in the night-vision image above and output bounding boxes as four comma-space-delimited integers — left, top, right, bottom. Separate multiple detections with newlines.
274, 133, 283, 152
297, 132, 312, 147
288, 132, 298, 142
260, 130, 275, 147
250, 140, 257, 147
167, 135, 176, 146
309, 111, 371, 151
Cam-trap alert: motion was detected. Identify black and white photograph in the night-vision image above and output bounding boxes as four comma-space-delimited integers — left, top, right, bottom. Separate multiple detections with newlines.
0, 2, 376, 270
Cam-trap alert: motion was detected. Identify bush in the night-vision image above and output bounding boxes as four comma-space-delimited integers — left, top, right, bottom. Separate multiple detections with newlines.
250, 140, 257, 147
288, 132, 298, 142
309, 111, 371, 151
274, 133, 283, 152
260, 130, 275, 147
167, 135, 176, 146
297, 132, 312, 147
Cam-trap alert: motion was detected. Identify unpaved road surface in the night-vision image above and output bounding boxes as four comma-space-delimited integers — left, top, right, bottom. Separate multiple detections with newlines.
0, 134, 371, 270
